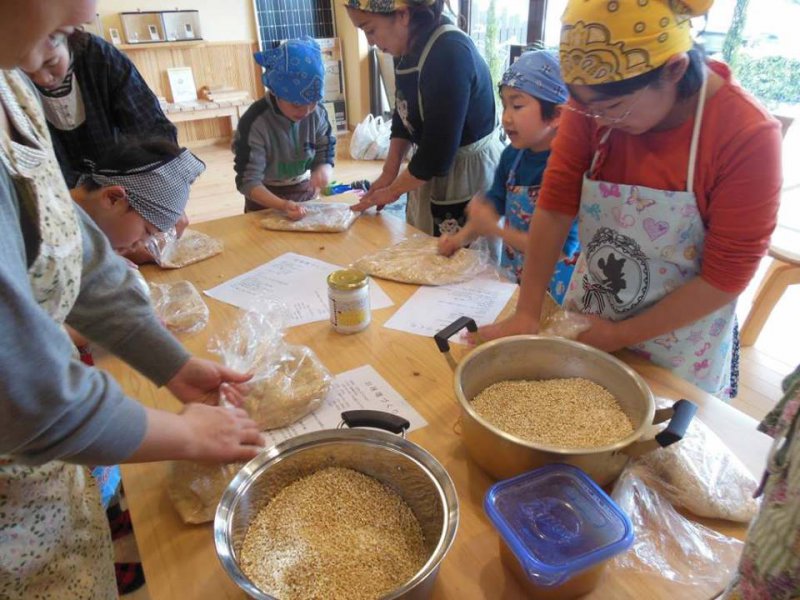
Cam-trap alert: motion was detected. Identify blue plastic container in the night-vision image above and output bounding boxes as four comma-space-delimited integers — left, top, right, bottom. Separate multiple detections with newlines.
484, 463, 633, 599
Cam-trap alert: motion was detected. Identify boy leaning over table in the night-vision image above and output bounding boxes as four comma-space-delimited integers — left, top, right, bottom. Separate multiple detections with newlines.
233, 36, 336, 220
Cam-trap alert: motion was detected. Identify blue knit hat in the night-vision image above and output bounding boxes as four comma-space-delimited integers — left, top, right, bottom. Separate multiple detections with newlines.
254, 37, 325, 105
500, 50, 568, 105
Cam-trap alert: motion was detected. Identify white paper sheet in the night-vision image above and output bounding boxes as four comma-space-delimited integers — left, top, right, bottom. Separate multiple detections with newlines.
261, 365, 427, 447
204, 252, 393, 327
383, 276, 517, 342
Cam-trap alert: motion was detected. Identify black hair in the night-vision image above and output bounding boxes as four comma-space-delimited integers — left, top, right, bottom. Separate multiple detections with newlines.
79, 137, 183, 190
500, 86, 560, 122
570, 44, 706, 101
406, 0, 446, 52
539, 100, 559, 122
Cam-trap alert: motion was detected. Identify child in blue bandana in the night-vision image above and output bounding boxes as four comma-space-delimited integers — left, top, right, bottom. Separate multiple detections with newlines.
438, 50, 579, 303
233, 37, 336, 220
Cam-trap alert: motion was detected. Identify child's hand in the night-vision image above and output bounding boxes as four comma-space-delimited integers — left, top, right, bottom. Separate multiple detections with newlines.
466, 198, 501, 237
284, 201, 307, 221
310, 164, 332, 192
438, 234, 462, 257
175, 212, 190, 237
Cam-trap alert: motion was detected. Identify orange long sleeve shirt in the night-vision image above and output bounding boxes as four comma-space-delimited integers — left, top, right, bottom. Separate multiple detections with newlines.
538, 61, 782, 294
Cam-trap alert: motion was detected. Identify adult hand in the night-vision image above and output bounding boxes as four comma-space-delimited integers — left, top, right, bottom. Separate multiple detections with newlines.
350, 170, 395, 212
351, 186, 399, 212
284, 201, 307, 221
179, 403, 264, 463
310, 164, 332, 192
474, 311, 539, 344
575, 315, 628, 352
166, 357, 252, 407
466, 198, 501, 237
438, 234, 462, 257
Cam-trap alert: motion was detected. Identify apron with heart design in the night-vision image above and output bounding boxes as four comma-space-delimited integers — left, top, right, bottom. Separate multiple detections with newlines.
562, 75, 736, 399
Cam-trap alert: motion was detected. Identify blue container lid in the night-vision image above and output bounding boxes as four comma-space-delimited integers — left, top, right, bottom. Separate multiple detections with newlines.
484, 464, 633, 587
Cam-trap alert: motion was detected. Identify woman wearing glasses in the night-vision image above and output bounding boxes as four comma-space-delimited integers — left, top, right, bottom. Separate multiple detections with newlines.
479, 0, 782, 400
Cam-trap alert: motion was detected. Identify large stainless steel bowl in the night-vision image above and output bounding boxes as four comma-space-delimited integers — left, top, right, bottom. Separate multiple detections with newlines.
435, 320, 696, 486
214, 414, 459, 599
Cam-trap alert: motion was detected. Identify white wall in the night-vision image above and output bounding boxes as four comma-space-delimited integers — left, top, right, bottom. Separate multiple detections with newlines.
97, 0, 257, 42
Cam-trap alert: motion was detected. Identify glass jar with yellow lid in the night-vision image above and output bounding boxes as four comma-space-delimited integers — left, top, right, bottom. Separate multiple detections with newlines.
327, 268, 371, 334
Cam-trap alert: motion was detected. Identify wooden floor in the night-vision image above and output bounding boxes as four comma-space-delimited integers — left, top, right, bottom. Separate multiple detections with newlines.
186, 138, 384, 222
184, 138, 799, 424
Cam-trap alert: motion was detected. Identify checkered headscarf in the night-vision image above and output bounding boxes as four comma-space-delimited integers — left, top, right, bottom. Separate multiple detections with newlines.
77, 149, 205, 231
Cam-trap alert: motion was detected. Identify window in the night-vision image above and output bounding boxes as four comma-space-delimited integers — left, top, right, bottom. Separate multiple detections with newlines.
543, 0, 568, 50
253, 0, 334, 48
468, 0, 530, 83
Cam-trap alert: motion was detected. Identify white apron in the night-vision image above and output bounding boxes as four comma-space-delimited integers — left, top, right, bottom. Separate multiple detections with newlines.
562, 75, 737, 399
395, 24, 504, 235
0, 70, 116, 599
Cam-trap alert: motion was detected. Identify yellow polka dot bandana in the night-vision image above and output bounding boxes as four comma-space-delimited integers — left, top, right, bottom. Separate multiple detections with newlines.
560, 0, 713, 84
345, 0, 435, 12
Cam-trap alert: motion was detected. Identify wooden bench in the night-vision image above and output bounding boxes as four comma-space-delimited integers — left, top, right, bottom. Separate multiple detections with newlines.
163, 98, 251, 133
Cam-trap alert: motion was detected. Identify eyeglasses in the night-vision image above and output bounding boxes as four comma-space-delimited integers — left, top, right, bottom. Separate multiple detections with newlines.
565, 87, 648, 125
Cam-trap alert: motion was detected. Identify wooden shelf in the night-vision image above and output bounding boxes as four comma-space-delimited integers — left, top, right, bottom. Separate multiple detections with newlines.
118, 40, 205, 50
118, 40, 255, 51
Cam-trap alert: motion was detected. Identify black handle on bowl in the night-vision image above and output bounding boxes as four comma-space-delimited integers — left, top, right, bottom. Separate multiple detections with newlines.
654, 399, 697, 447
340, 410, 410, 435
434, 316, 478, 354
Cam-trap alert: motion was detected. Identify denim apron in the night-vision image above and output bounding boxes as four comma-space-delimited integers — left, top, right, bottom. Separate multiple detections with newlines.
0, 70, 116, 599
562, 75, 736, 399
504, 149, 577, 303
396, 24, 504, 236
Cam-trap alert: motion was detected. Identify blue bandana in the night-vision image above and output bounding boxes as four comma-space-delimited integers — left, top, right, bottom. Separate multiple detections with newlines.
254, 37, 324, 105
501, 50, 568, 105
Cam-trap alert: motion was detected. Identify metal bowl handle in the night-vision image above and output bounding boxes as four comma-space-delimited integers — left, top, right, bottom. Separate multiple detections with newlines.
339, 410, 410, 438
624, 399, 698, 458
434, 316, 478, 371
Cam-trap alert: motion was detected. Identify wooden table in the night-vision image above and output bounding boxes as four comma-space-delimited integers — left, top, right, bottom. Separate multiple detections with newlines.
100, 211, 773, 599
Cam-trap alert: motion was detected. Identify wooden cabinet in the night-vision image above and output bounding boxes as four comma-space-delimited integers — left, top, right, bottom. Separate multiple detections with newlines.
121, 40, 264, 145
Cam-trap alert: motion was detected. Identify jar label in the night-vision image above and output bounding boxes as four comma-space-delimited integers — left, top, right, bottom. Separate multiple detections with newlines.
329, 296, 370, 332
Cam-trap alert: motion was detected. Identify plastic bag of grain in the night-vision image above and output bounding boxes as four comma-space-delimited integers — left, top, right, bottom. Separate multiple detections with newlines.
209, 309, 332, 430
147, 228, 223, 269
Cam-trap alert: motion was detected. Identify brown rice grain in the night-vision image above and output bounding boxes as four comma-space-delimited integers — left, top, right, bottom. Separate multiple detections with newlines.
471, 378, 633, 448
240, 467, 427, 600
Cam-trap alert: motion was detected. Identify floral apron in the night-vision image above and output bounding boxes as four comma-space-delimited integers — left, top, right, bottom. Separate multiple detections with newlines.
503, 149, 576, 303
396, 24, 504, 236
0, 70, 116, 599
723, 365, 800, 599
562, 75, 737, 399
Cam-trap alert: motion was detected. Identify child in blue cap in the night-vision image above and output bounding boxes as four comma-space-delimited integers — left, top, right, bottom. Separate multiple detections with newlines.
438, 50, 579, 303
233, 37, 336, 219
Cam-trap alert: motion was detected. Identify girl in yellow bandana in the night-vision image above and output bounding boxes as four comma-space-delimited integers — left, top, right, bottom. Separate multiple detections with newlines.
346, 0, 504, 237
479, 0, 782, 401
